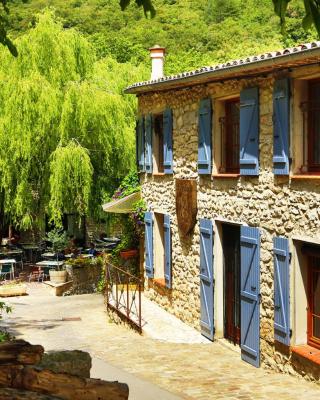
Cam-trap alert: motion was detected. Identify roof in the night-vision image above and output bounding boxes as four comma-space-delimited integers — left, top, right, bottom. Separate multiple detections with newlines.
102, 192, 140, 214
125, 41, 320, 94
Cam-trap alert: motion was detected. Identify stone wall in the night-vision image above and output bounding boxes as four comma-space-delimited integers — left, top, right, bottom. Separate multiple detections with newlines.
65, 261, 102, 295
137, 66, 320, 382
0, 340, 128, 400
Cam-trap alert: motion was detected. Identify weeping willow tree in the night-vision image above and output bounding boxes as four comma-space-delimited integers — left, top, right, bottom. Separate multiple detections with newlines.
0, 10, 143, 229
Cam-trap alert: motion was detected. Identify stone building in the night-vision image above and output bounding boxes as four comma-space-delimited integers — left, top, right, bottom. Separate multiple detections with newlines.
125, 43, 320, 380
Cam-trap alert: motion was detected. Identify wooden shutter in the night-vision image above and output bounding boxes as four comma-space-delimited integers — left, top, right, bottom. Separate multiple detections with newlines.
163, 108, 173, 174
273, 78, 290, 175
145, 114, 153, 173
199, 218, 214, 340
164, 214, 172, 288
240, 226, 260, 368
144, 212, 154, 278
198, 98, 212, 174
136, 116, 145, 172
240, 87, 259, 176
274, 237, 290, 345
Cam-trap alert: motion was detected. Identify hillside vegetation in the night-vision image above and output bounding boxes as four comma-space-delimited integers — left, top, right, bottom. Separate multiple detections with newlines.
8, 0, 318, 75
0, 1, 317, 226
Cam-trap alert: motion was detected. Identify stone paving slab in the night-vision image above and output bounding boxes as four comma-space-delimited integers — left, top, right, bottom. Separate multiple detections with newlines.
141, 293, 209, 343
2, 283, 320, 400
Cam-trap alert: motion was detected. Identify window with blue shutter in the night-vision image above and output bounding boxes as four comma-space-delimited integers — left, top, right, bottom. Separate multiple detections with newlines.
199, 218, 214, 340
145, 114, 153, 173
273, 79, 290, 175
240, 87, 259, 176
274, 237, 290, 345
198, 98, 212, 174
136, 116, 145, 172
144, 212, 154, 278
240, 226, 260, 368
163, 108, 173, 174
164, 214, 172, 288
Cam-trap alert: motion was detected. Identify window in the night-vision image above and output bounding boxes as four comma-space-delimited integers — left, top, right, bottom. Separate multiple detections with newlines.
217, 98, 240, 174
308, 257, 320, 349
295, 79, 320, 174
153, 114, 164, 173
306, 80, 320, 172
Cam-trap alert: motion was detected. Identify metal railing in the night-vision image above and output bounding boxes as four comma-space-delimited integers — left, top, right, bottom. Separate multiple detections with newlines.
105, 262, 143, 333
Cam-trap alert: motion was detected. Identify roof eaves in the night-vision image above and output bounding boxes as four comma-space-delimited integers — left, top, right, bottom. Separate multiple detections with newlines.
124, 41, 320, 94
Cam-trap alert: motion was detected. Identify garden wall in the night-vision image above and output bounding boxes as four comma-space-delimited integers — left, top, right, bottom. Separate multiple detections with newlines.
65, 262, 102, 295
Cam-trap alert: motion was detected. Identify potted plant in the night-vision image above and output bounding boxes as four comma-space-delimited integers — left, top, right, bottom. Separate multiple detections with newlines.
120, 249, 138, 260
44, 229, 68, 283
44, 229, 68, 258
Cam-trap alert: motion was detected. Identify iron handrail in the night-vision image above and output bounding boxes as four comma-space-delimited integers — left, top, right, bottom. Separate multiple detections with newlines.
105, 261, 143, 333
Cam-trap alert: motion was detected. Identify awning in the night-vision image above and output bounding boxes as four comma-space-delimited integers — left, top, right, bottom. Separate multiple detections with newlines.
102, 192, 141, 214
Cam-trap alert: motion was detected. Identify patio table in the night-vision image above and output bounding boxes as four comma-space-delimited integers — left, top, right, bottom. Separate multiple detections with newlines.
0, 259, 16, 280
0, 250, 23, 257
41, 252, 56, 260
36, 260, 64, 270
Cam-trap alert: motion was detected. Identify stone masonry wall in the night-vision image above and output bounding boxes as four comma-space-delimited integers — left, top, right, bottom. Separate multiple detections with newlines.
65, 262, 102, 295
137, 67, 320, 382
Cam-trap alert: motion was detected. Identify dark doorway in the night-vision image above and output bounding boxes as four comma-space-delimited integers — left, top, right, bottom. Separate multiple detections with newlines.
308, 256, 320, 349
222, 224, 241, 344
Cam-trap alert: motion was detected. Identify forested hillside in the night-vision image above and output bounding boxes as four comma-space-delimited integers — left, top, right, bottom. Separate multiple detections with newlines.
8, 0, 318, 74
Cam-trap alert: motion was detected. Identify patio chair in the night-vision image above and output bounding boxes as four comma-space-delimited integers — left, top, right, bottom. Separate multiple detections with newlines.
0, 264, 13, 280
28, 267, 44, 282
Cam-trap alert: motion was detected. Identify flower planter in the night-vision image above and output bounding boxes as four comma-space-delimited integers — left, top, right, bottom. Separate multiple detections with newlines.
0, 283, 27, 297
49, 270, 67, 284
120, 249, 138, 260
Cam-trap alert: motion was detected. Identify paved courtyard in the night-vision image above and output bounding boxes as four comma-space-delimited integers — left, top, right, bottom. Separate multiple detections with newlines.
2, 284, 320, 400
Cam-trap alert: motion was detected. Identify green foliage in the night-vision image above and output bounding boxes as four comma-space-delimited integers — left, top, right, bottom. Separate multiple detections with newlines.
273, 0, 320, 36
66, 255, 103, 268
120, 0, 156, 17
0, 300, 12, 342
7, 0, 318, 76
96, 257, 106, 292
206, 0, 240, 23
0, 10, 143, 228
49, 141, 93, 223
0, 1, 318, 228
129, 198, 146, 237
111, 214, 138, 259
112, 169, 140, 199
0, 301, 11, 316
44, 228, 68, 252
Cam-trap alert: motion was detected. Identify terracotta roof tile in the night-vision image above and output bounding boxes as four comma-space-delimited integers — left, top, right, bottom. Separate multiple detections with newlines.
125, 41, 320, 94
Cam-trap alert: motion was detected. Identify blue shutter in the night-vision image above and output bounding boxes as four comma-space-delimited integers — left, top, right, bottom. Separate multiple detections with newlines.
145, 114, 153, 173
136, 116, 145, 172
240, 87, 259, 176
163, 108, 173, 174
164, 214, 172, 288
144, 212, 154, 278
273, 79, 290, 175
199, 218, 214, 340
198, 98, 212, 174
274, 237, 290, 345
240, 226, 260, 368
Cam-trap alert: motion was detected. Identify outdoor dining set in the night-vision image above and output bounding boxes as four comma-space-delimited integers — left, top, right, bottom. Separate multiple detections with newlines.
0, 236, 120, 283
